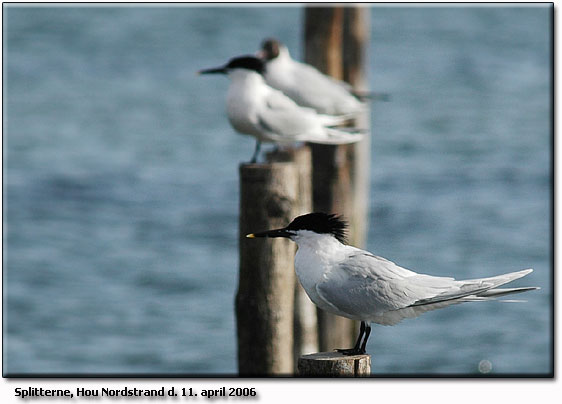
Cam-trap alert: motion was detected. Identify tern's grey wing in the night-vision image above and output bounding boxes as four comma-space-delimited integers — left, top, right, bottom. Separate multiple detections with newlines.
409, 268, 535, 306
367, 298, 471, 326
291, 61, 354, 92
340, 252, 520, 302
315, 252, 485, 322
316, 275, 488, 326
314, 253, 440, 321
264, 86, 309, 111
256, 89, 322, 141
369, 285, 537, 326
316, 253, 536, 326
296, 61, 355, 92
287, 61, 363, 115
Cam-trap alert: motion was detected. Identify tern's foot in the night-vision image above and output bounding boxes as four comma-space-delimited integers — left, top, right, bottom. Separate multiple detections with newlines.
335, 347, 366, 356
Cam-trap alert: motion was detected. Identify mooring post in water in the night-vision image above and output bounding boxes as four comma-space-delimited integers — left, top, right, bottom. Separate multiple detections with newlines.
343, 6, 371, 249
298, 352, 371, 377
292, 148, 319, 363
268, 147, 319, 364
304, 5, 371, 354
265, 147, 318, 367
237, 153, 301, 375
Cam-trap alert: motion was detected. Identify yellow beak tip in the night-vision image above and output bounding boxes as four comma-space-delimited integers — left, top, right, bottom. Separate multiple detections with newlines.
246, 234, 255, 239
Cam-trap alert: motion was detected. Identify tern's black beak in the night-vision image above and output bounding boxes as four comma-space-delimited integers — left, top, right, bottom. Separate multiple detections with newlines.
198, 66, 227, 75
246, 227, 293, 239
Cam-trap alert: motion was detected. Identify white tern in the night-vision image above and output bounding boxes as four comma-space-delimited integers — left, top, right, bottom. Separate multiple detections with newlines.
247, 212, 538, 355
199, 56, 363, 163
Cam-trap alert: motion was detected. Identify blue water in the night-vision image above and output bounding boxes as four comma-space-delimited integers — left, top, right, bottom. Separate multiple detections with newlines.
3, 5, 552, 375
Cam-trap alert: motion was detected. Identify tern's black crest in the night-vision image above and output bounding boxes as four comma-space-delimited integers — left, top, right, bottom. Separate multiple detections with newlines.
226, 56, 265, 75
261, 38, 280, 60
286, 213, 348, 244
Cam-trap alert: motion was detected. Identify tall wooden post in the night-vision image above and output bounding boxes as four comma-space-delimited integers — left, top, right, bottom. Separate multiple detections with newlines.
291, 148, 318, 360
237, 161, 299, 375
304, 5, 371, 353
343, 6, 371, 249
267, 147, 319, 364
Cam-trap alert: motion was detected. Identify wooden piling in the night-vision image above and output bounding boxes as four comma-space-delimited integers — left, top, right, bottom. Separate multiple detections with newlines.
343, 6, 371, 249
237, 160, 299, 375
304, 5, 371, 353
303, 7, 344, 78
267, 147, 319, 365
236, 4, 371, 375
298, 352, 371, 377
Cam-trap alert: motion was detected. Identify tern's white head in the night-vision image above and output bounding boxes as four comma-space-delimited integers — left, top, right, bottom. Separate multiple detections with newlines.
257, 38, 290, 62
246, 212, 348, 245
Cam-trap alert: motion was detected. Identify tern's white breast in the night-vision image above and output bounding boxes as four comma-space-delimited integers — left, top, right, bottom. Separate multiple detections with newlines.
293, 232, 351, 312
225, 70, 266, 140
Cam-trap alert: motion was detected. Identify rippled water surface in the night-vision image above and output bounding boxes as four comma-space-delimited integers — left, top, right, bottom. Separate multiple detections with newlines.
3, 5, 552, 375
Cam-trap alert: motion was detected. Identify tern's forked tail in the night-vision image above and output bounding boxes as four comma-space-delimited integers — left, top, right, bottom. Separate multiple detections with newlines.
310, 128, 364, 145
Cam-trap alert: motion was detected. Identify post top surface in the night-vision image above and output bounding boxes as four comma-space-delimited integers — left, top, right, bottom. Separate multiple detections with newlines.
300, 351, 370, 361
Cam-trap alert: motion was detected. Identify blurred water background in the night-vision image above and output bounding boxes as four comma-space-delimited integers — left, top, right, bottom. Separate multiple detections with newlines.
3, 5, 552, 375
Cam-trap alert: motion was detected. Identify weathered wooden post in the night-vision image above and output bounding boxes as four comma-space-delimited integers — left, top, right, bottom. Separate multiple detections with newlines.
267, 147, 319, 364
291, 148, 318, 360
343, 6, 371, 249
236, 4, 370, 376
304, 5, 371, 353
298, 352, 371, 377
237, 158, 299, 375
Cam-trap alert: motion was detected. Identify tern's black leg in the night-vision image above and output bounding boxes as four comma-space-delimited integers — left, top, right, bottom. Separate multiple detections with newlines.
250, 141, 262, 163
360, 323, 371, 354
336, 321, 368, 356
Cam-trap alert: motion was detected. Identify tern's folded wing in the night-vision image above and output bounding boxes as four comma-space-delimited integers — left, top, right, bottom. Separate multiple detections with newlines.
290, 62, 363, 115
255, 90, 321, 139
316, 253, 536, 325
314, 253, 426, 320
315, 252, 476, 321
264, 86, 309, 111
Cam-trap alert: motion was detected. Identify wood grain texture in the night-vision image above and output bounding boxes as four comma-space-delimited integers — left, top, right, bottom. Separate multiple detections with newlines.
237, 161, 298, 375
298, 352, 371, 377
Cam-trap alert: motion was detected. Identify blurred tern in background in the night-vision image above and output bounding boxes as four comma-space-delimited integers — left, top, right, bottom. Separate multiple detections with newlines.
247, 213, 539, 355
257, 38, 367, 117
199, 56, 363, 163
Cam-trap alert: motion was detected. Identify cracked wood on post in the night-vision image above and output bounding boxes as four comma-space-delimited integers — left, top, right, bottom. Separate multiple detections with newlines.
304, 5, 372, 354
237, 160, 299, 375
267, 147, 319, 365
298, 352, 371, 377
